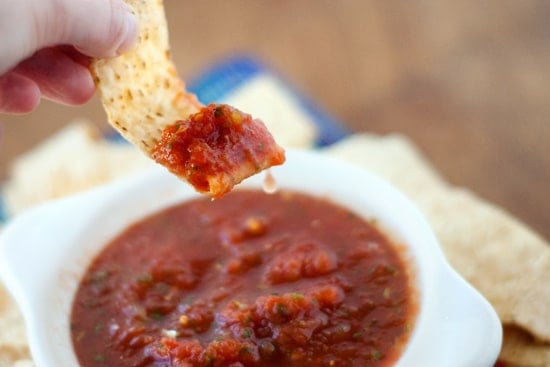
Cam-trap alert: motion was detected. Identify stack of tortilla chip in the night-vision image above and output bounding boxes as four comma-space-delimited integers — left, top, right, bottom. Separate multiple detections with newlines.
1, 122, 548, 366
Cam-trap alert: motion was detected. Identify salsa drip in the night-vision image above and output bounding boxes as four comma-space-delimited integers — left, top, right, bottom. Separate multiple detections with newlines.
71, 191, 416, 367
151, 104, 285, 198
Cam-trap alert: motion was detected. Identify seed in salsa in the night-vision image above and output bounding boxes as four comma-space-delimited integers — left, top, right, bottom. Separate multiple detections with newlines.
71, 190, 417, 367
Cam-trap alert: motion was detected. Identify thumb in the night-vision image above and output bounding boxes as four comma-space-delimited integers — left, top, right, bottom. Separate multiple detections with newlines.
57, 0, 139, 58
0, 0, 138, 74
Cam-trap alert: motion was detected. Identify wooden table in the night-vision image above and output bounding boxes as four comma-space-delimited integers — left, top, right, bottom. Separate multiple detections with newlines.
1, 1, 548, 240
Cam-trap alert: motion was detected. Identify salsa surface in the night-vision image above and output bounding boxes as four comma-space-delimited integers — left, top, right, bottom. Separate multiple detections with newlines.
71, 190, 416, 367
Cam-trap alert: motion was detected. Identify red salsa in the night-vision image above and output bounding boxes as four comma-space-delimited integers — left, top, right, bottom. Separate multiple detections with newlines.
71, 190, 417, 366
151, 104, 285, 198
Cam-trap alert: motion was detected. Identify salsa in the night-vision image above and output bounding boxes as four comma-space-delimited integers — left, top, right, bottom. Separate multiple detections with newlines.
71, 190, 417, 366
151, 104, 286, 198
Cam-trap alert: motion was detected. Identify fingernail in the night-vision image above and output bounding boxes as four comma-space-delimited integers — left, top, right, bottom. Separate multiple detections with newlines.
116, 11, 139, 55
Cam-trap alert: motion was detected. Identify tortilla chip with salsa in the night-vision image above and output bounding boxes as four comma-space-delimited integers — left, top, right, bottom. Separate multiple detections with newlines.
91, 0, 285, 198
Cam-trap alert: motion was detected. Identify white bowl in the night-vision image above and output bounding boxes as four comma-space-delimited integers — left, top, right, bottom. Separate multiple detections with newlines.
0, 149, 501, 366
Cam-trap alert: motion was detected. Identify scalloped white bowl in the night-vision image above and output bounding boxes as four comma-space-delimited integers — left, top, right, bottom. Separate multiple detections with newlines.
0, 149, 501, 366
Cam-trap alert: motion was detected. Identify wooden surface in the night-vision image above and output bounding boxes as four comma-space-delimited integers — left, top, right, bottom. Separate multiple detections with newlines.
0, 0, 548, 240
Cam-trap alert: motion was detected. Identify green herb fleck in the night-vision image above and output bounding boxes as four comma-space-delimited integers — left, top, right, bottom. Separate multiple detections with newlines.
149, 311, 165, 321
154, 282, 171, 295
136, 273, 153, 284
239, 346, 253, 355
241, 328, 253, 338
289, 293, 305, 300
275, 303, 288, 317
204, 353, 216, 367
93, 353, 105, 362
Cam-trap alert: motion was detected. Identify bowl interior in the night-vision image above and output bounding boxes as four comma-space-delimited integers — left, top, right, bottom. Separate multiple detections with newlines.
0, 150, 501, 366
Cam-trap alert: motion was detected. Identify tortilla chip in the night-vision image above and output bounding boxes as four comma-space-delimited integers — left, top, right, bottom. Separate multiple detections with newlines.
2, 121, 151, 216
11, 360, 34, 367
500, 327, 550, 367
11, 361, 34, 367
0, 285, 29, 367
323, 133, 449, 196
91, 0, 200, 153
222, 74, 319, 149
422, 189, 550, 340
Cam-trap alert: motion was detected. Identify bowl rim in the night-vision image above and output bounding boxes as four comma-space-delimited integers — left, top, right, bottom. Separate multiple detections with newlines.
0, 149, 502, 366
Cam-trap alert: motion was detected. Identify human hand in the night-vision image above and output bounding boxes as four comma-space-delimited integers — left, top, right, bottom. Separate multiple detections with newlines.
0, 0, 138, 114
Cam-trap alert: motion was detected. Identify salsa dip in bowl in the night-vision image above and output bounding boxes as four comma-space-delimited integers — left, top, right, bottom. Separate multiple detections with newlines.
0, 149, 501, 366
